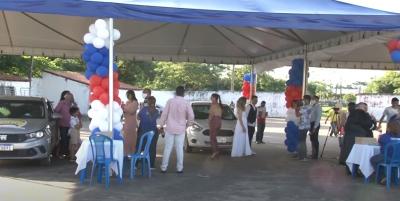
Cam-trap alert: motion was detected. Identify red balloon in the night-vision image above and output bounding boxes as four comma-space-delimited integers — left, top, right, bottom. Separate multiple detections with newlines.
114, 96, 121, 105
101, 78, 109, 90
99, 92, 109, 105
114, 80, 120, 89
89, 94, 98, 103
113, 89, 119, 97
388, 39, 398, 52
396, 40, 400, 50
90, 75, 102, 87
113, 72, 119, 80
92, 86, 105, 98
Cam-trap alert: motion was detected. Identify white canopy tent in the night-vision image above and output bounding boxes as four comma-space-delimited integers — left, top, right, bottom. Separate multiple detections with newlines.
0, 11, 399, 72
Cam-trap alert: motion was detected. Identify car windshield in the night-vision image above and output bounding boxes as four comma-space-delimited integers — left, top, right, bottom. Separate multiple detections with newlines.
0, 100, 45, 119
192, 104, 236, 120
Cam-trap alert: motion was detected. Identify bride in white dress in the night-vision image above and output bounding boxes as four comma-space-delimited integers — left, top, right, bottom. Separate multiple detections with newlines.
231, 97, 252, 157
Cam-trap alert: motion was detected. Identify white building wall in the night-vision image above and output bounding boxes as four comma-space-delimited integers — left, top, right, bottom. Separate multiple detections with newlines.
357, 94, 397, 121
120, 90, 286, 118
0, 80, 29, 96
31, 72, 90, 114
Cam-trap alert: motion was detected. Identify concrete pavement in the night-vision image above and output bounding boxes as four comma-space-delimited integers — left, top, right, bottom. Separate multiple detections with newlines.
0, 118, 398, 201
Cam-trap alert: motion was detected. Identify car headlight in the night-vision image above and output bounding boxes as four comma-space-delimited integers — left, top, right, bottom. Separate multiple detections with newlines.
191, 123, 203, 132
26, 131, 44, 138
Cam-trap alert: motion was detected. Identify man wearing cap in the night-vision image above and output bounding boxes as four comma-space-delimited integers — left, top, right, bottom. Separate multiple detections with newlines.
378, 97, 399, 130
325, 103, 342, 137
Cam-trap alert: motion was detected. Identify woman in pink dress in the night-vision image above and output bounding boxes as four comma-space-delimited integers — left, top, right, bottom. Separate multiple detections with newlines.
122, 90, 138, 156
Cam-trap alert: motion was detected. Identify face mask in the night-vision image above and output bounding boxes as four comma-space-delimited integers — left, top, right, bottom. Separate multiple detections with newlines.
142, 93, 147, 99
310, 100, 316, 105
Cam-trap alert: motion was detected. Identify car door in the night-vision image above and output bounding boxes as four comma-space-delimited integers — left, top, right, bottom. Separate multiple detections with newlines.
46, 100, 59, 150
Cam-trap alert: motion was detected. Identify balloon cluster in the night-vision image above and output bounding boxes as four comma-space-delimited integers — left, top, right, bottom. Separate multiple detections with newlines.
285, 59, 303, 108
387, 39, 400, 63
82, 19, 123, 137
284, 121, 299, 152
242, 73, 256, 99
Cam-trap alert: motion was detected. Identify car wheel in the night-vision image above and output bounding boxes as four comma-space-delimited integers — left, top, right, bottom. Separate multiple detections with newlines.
184, 136, 192, 153
39, 154, 52, 166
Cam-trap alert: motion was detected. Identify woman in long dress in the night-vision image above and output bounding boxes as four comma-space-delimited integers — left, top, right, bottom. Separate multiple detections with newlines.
122, 90, 139, 156
208, 93, 223, 159
231, 97, 252, 157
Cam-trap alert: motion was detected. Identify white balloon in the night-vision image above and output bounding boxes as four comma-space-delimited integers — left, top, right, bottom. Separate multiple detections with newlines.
83, 33, 95, 44
104, 40, 111, 49
95, 19, 107, 32
113, 29, 121, 41
113, 112, 122, 123
89, 121, 98, 131
114, 122, 123, 131
89, 24, 96, 34
93, 37, 105, 49
99, 122, 109, 132
91, 100, 105, 111
97, 107, 108, 120
97, 29, 109, 39
87, 109, 96, 119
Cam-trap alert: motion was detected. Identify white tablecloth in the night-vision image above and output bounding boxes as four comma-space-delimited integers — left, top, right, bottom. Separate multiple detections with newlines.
346, 144, 380, 178
75, 139, 124, 179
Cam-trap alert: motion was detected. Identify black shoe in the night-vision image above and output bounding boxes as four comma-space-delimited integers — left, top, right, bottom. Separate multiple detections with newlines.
255, 141, 261, 144
260, 141, 266, 144
160, 170, 167, 174
176, 170, 184, 174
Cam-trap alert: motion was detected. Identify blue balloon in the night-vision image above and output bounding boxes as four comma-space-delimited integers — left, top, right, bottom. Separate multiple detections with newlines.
90, 52, 103, 64
113, 129, 123, 140
113, 63, 118, 72
391, 50, 400, 63
243, 73, 251, 81
99, 47, 109, 56
91, 128, 101, 135
101, 56, 109, 67
96, 66, 108, 77
84, 44, 97, 55
87, 62, 98, 72
82, 52, 91, 63
85, 69, 93, 80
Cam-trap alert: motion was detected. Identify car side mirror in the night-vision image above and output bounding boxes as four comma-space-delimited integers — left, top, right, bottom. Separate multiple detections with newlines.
51, 113, 62, 120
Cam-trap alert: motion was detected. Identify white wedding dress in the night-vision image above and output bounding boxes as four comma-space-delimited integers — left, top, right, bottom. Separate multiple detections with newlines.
231, 111, 252, 157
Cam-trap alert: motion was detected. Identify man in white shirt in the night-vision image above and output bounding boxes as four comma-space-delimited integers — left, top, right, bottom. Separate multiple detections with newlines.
378, 97, 399, 129
309, 96, 322, 159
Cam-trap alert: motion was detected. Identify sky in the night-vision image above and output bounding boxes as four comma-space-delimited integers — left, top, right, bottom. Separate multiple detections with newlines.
267, 67, 388, 86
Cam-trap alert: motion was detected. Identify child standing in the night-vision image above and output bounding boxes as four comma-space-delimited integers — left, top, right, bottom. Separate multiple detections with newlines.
69, 107, 82, 161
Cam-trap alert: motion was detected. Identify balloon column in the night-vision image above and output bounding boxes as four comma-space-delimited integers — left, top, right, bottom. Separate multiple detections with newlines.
82, 19, 123, 139
387, 39, 400, 63
284, 59, 303, 108
242, 73, 256, 99
284, 58, 304, 152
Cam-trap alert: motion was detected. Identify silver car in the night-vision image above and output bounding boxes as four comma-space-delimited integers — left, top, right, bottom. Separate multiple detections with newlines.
185, 101, 236, 152
0, 96, 59, 164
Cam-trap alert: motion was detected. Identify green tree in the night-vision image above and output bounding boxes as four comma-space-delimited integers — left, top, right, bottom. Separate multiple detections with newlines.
118, 60, 157, 88
256, 73, 286, 92
307, 81, 333, 99
343, 94, 357, 103
149, 62, 225, 90
365, 71, 400, 94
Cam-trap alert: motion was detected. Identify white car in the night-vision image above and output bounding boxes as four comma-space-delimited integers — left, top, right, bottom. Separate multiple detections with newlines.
185, 101, 236, 152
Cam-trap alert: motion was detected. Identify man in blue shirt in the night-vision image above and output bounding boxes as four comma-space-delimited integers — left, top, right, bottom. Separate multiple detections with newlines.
309, 95, 322, 159
298, 95, 312, 161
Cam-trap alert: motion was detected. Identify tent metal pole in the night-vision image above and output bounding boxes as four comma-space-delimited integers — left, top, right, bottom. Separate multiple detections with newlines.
230, 64, 235, 92
29, 56, 33, 96
250, 64, 255, 98
302, 44, 309, 96
108, 18, 114, 132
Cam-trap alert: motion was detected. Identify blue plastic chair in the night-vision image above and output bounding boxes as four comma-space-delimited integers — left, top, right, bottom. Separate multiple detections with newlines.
375, 141, 400, 190
89, 134, 122, 188
130, 131, 154, 179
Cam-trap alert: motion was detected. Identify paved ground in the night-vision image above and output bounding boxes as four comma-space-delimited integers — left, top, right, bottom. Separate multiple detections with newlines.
0, 118, 398, 201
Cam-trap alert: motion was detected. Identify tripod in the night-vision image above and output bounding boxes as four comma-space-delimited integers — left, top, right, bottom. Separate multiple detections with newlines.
320, 126, 331, 159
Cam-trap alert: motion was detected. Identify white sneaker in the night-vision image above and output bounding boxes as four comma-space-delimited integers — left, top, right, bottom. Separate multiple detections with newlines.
252, 151, 257, 155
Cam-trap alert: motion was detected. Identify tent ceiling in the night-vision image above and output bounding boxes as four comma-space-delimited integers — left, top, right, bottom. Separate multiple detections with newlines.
0, 0, 399, 71
0, 11, 350, 64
